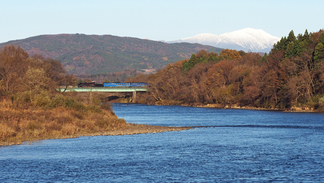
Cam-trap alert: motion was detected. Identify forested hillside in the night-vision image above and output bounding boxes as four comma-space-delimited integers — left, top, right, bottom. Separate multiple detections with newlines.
0, 34, 222, 75
127, 29, 324, 111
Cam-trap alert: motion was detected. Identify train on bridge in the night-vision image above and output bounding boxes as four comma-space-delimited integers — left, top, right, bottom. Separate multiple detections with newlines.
78, 81, 148, 88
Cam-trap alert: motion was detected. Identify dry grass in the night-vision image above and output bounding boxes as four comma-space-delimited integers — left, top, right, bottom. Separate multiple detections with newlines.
0, 99, 127, 146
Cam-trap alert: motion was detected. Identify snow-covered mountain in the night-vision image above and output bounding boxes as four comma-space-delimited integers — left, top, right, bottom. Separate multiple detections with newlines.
172, 28, 280, 52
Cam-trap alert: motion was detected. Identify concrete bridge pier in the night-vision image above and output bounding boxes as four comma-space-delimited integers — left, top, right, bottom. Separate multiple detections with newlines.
132, 91, 136, 103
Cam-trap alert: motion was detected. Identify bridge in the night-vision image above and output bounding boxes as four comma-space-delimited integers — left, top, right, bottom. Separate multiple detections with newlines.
58, 87, 147, 93
58, 87, 148, 102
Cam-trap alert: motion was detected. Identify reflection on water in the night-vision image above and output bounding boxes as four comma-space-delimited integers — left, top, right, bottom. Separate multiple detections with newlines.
1, 104, 324, 182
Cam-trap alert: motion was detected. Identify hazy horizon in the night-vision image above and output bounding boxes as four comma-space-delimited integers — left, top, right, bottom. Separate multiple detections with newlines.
1, 0, 323, 43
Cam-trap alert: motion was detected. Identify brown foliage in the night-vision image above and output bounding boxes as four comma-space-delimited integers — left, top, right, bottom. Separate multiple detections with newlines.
219, 49, 242, 60
0, 45, 29, 94
195, 50, 209, 59
126, 30, 324, 110
0, 45, 74, 97
238, 52, 262, 66
208, 60, 235, 87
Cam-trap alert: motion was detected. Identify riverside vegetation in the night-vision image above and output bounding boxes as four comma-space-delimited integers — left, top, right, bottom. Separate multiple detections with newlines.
0, 45, 187, 146
126, 30, 324, 112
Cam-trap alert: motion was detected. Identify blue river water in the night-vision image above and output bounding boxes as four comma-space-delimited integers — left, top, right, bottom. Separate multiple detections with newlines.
1, 103, 324, 182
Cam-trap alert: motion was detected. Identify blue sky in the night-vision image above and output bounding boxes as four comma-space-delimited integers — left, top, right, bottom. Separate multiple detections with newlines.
0, 0, 323, 43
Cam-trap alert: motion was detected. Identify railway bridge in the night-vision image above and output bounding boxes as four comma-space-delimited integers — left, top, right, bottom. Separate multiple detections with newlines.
58, 87, 148, 103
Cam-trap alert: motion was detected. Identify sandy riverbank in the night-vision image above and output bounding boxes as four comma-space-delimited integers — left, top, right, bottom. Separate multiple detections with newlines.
76, 124, 191, 137
0, 124, 191, 147
193, 104, 316, 112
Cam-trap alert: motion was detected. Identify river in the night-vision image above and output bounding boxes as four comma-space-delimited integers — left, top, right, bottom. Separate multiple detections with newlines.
1, 103, 324, 182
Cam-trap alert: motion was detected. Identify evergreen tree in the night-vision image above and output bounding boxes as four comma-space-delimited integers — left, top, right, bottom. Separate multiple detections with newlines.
285, 41, 295, 58
319, 33, 324, 44
182, 61, 188, 72
303, 29, 309, 41
294, 40, 306, 56
314, 42, 324, 62
261, 53, 267, 62
187, 54, 197, 70
304, 29, 309, 37
207, 54, 219, 62
201, 54, 207, 63
287, 30, 296, 43
274, 37, 288, 51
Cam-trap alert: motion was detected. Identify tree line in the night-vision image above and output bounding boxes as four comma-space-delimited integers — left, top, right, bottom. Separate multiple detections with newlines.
126, 29, 324, 111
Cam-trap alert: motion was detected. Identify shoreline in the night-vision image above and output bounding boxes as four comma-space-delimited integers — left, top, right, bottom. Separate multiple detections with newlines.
2, 101, 318, 147
117, 100, 319, 113
191, 104, 317, 113
0, 124, 191, 147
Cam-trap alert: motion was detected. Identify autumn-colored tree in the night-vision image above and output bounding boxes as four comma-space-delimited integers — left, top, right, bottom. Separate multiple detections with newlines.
0, 45, 78, 109
219, 49, 242, 60
127, 30, 324, 110
195, 50, 208, 59
186, 63, 214, 103
208, 60, 235, 87
238, 52, 262, 66
229, 65, 251, 96
0, 45, 29, 95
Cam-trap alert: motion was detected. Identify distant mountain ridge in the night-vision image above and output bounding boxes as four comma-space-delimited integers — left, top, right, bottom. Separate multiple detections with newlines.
172, 28, 280, 52
0, 34, 222, 75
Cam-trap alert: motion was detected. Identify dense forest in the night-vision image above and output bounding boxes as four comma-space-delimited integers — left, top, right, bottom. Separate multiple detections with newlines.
127, 29, 324, 111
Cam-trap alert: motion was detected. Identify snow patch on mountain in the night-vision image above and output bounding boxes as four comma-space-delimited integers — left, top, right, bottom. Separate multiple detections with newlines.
173, 28, 280, 52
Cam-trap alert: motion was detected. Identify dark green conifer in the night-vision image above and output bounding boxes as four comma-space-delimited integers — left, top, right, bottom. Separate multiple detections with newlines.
314, 42, 324, 62
319, 33, 324, 44
187, 54, 197, 70
182, 61, 188, 72
261, 53, 267, 62
287, 30, 296, 43
274, 37, 288, 51
207, 54, 219, 62
285, 41, 295, 58
294, 40, 306, 56
304, 29, 309, 40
